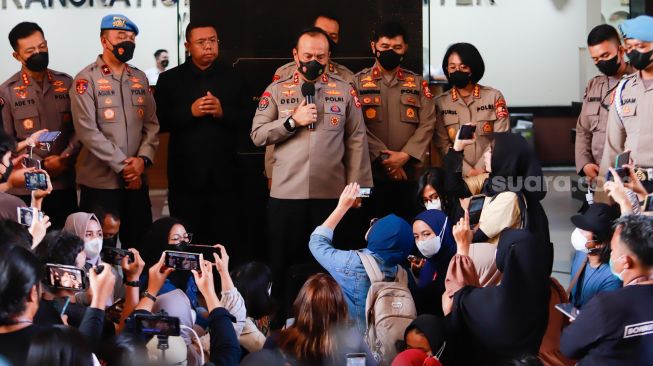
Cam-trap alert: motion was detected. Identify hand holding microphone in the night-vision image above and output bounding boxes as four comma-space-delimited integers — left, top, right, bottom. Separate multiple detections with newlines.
291, 84, 318, 129
302, 82, 317, 130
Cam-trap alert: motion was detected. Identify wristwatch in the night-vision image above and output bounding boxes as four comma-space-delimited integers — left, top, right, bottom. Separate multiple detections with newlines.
141, 291, 156, 302
138, 155, 153, 168
284, 117, 296, 132
124, 279, 140, 287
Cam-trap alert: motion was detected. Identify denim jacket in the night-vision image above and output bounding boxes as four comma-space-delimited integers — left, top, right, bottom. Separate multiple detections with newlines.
309, 226, 398, 334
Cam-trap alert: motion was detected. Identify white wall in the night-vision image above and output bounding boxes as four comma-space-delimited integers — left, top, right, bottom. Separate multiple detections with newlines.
428, 0, 596, 107
0, 0, 179, 83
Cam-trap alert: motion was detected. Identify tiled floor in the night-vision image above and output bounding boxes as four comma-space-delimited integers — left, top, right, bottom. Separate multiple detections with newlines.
149, 169, 582, 287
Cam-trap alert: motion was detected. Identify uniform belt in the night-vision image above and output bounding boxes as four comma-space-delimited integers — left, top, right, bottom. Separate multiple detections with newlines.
633, 167, 653, 182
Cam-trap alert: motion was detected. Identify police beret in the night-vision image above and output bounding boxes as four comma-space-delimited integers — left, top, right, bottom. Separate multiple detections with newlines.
619, 15, 653, 42
100, 14, 139, 35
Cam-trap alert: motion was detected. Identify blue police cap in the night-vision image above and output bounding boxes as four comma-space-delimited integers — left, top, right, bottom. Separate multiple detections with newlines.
100, 14, 139, 36
619, 15, 653, 42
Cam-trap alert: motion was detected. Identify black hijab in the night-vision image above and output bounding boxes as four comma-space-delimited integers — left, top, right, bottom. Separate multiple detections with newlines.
447, 229, 551, 365
404, 314, 446, 355
483, 132, 551, 249
484, 132, 546, 201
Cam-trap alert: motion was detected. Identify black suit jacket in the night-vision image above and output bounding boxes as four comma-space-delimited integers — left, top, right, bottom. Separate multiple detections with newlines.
155, 60, 251, 191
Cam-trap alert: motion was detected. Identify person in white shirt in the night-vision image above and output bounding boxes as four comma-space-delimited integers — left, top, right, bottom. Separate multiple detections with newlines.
145, 49, 169, 85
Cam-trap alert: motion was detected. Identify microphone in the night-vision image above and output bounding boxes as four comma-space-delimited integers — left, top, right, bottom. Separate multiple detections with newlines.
301, 82, 316, 130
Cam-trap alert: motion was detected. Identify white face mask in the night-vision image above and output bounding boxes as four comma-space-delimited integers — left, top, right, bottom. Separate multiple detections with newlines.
571, 228, 590, 253
84, 238, 103, 261
425, 198, 442, 211
416, 217, 447, 258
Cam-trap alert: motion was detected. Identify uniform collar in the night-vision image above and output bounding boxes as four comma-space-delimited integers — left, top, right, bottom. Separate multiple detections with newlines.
294, 71, 329, 85
96, 55, 133, 78
451, 84, 481, 102
371, 64, 405, 81
633, 71, 653, 92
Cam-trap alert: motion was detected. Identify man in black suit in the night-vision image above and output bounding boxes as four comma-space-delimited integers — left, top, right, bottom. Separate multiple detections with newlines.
155, 22, 250, 258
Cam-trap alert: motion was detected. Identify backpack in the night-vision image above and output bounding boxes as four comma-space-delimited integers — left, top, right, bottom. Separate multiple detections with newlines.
357, 251, 417, 365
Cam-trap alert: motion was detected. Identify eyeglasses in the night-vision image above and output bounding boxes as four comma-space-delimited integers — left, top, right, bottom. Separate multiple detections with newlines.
193, 38, 219, 48
170, 233, 193, 243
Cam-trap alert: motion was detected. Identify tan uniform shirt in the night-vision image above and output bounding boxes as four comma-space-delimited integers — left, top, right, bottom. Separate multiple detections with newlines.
264, 61, 355, 178
251, 71, 372, 199
600, 71, 653, 178
353, 65, 436, 180
575, 65, 634, 174
70, 56, 159, 189
435, 85, 510, 176
0, 69, 79, 192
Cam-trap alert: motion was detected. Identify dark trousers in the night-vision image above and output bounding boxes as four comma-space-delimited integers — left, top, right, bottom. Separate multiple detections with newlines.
19, 188, 78, 230
168, 188, 238, 262
267, 197, 365, 320
368, 179, 421, 223
79, 185, 152, 250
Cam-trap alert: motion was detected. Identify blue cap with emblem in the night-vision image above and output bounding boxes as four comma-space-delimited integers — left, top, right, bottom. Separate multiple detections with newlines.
619, 15, 653, 42
100, 14, 139, 35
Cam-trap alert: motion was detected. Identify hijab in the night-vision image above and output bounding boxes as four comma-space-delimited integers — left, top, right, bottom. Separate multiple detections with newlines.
367, 214, 414, 267
63, 212, 101, 264
448, 229, 551, 364
404, 315, 447, 356
412, 210, 456, 289
483, 132, 552, 251
484, 132, 546, 201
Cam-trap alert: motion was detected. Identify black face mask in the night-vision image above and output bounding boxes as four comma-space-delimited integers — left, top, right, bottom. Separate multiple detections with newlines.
328, 38, 338, 57
298, 60, 325, 81
376, 49, 403, 71
596, 55, 621, 76
103, 236, 118, 248
628, 49, 653, 71
25, 52, 49, 72
0, 161, 13, 184
448, 71, 472, 89
170, 241, 190, 252
161, 59, 169, 68
110, 41, 136, 63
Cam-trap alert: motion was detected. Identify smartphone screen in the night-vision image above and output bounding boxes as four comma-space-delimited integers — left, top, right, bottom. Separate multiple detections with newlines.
37, 131, 61, 143
100, 247, 134, 265
17, 207, 42, 226
554, 303, 579, 320
135, 314, 181, 336
24, 172, 48, 191
644, 195, 653, 212
164, 250, 201, 272
45, 264, 86, 291
468, 195, 485, 225
459, 124, 476, 140
358, 187, 372, 198
615, 150, 630, 168
346, 353, 367, 366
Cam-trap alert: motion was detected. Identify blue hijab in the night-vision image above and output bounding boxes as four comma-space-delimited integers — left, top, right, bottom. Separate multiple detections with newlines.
367, 214, 414, 267
413, 210, 456, 288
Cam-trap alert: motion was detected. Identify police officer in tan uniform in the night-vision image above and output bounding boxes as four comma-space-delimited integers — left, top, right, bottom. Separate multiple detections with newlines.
435, 43, 510, 177
576, 24, 634, 183
0, 22, 78, 228
600, 15, 653, 194
70, 14, 159, 248
354, 22, 435, 220
265, 13, 355, 184
251, 27, 371, 313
